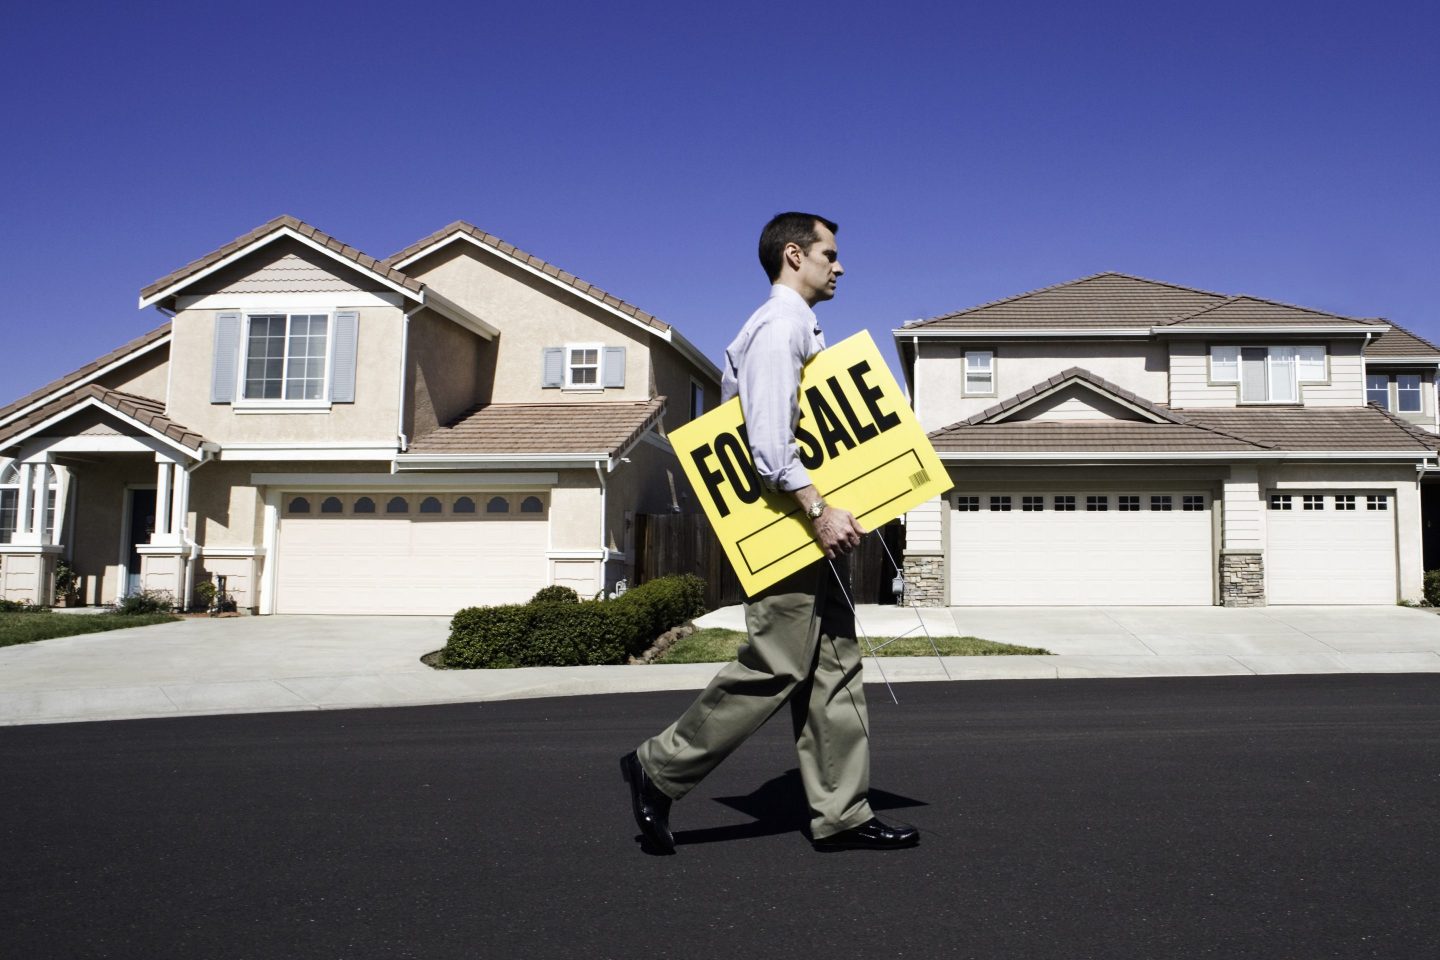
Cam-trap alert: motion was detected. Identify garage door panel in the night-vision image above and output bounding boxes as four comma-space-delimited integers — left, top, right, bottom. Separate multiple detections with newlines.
1266, 495, 1395, 604
275, 500, 548, 615
950, 491, 1213, 606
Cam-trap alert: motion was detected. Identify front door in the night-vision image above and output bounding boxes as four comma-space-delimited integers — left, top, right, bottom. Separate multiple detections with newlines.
125, 488, 156, 595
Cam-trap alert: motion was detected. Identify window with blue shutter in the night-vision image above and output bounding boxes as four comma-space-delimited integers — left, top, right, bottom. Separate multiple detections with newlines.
211, 312, 241, 404
330, 311, 358, 403
603, 346, 626, 388
542, 347, 564, 388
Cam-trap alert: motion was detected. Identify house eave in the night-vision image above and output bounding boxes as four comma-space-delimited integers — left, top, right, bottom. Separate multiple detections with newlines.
138, 226, 423, 310
894, 328, 1153, 340
1151, 324, 1388, 337
393, 452, 613, 472
0, 332, 172, 431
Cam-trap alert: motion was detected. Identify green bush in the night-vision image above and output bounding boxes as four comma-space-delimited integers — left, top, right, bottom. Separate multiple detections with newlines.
0, 598, 39, 613
530, 584, 580, 605
1424, 570, 1440, 607
444, 575, 707, 669
116, 590, 175, 615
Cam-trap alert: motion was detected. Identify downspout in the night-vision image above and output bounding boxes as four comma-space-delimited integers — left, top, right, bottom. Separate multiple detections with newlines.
594, 460, 608, 596
911, 335, 920, 413
394, 309, 416, 469
180, 448, 215, 611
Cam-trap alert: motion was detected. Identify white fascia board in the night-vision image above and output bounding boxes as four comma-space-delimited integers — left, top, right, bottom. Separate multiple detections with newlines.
1365, 356, 1440, 364
175, 292, 405, 310
393, 453, 608, 472
398, 232, 674, 342
219, 442, 398, 462
0, 334, 172, 431
420, 287, 499, 340
3, 397, 203, 460
894, 328, 1152, 339
935, 450, 1437, 462
251, 471, 559, 487
1152, 325, 1388, 336
984, 382, 1170, 425
138, 227, 422, 308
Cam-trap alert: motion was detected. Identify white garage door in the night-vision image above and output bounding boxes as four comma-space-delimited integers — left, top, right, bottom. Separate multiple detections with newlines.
1266, 492, 1396, 604
274, 491, 549, 615
949, 491, 1213, 605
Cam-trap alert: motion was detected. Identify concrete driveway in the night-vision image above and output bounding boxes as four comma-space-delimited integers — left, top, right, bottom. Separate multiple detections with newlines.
1, 605, 1438, 726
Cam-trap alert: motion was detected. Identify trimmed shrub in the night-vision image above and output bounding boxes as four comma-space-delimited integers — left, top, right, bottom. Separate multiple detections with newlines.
530, 584, 580, 605
444, 574, 708, 668
116, 590, 175, 615
1425, 570, 1440, 607
0, 598, 39, 613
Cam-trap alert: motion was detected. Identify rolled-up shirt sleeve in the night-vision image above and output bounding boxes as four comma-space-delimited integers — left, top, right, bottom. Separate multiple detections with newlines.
734, 316, 812, 493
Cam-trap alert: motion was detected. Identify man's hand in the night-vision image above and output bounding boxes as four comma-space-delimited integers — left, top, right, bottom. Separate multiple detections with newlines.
812, 505, 866, 558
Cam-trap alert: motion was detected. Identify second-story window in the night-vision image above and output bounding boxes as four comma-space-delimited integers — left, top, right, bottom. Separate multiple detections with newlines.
690, 380, 705, 420
566, 345, 601, 388
1366, 373, 1390, 408
1397, 374, 1423, 413
1210, 345, 1324, 403
964, 351, 994, 395
244, 313, 329, 401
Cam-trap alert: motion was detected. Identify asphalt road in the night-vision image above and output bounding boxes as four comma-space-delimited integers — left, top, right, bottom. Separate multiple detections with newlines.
2, 675, 1437, 960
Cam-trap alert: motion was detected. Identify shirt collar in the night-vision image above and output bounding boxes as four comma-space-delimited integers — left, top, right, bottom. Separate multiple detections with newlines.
769, 283, 818, 321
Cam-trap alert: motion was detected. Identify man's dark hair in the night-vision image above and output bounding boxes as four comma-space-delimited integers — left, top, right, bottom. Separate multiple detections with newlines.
758, 212, 839, 283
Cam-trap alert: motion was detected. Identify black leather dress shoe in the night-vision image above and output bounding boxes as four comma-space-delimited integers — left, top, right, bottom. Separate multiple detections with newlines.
620, 751, 675, 854
812, 818, 919, 852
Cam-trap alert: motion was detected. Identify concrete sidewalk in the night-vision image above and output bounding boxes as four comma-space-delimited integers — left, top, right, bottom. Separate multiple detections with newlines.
1, 605, 1438, 726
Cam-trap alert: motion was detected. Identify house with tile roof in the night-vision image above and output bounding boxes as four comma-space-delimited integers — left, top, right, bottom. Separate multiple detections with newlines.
0, 217, 720, 613
895, 273, 1440, 607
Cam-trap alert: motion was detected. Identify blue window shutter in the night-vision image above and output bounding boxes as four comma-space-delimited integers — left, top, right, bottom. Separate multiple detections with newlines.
211, 312, 241, 404
542, 347, 564, 388
603, 346, 626, 388
330, 312, 359, 403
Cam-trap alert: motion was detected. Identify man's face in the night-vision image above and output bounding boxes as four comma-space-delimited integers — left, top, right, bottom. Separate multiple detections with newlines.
789, 222, 843, 304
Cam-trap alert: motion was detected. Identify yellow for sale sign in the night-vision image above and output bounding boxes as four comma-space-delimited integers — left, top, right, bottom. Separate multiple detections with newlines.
669, 330, 952, 596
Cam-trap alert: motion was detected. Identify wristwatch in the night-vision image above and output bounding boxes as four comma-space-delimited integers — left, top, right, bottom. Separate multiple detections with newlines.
805, 498, 827, 521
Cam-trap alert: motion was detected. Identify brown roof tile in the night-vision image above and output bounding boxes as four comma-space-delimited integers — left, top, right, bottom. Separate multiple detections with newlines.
0, 384, 207, 453
384, 221, 672, 334
904, 273, 1229, 330
1177, 406, 1438, 452
407, 400, 666, 458
139, 215, 423, 303
0, 321, 172, 427
930, 419, 1268, 453
1365, 321, 1440, 360
1157, 295, 1375, 328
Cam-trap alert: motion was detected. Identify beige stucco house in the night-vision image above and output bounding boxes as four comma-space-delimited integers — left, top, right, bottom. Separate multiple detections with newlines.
0, 216, 720, 614
897, 273, 1440, 607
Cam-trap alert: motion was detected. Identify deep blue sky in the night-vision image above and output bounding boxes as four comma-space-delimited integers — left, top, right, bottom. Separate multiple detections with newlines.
2, 1, 1436, 401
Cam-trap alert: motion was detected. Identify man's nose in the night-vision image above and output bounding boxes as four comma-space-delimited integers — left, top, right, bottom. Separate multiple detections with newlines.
833, 261, 844, 276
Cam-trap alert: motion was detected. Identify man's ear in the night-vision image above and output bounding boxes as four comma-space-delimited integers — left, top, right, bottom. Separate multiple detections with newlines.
783, 241, 803, 273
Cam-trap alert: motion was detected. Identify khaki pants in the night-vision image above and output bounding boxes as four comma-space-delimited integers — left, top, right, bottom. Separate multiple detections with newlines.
636, 562, 873, 839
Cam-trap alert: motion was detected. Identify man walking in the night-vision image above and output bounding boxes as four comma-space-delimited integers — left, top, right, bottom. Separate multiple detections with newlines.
621, 212, 919, 854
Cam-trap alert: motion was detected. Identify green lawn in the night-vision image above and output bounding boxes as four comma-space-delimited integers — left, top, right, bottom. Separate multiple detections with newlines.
0, 612, 180, 648
656, 628, 1050, 664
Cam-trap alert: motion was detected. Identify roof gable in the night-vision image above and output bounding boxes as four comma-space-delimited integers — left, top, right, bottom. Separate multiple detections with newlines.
0, 385, 208, 458
139, 215, 424, 307
963, 368, 1185, 425
386, 221, 671, 334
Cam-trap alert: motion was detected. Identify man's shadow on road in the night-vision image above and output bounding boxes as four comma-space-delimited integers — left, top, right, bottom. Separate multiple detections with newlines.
672, 768, 927, 847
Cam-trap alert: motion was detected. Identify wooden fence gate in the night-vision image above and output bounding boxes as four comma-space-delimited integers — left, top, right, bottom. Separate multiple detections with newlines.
633, 513, 904, 611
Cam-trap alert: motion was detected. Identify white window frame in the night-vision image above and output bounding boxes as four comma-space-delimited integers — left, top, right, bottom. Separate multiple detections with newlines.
1211, 344, 1325, 403
564, 343, 603, 390
1397, 374, 1423, 413
1366, 373, 1391, 409
963, 350, 994, 396
0, 463, 57, 543
236, 310, 335, 410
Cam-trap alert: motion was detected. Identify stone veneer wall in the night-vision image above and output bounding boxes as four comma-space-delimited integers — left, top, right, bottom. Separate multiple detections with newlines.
901, 555, 945, 607
1220, 550, 1265, 607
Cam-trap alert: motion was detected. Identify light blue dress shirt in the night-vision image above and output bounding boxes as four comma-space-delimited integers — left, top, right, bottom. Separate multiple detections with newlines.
721, 284, 827, 493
